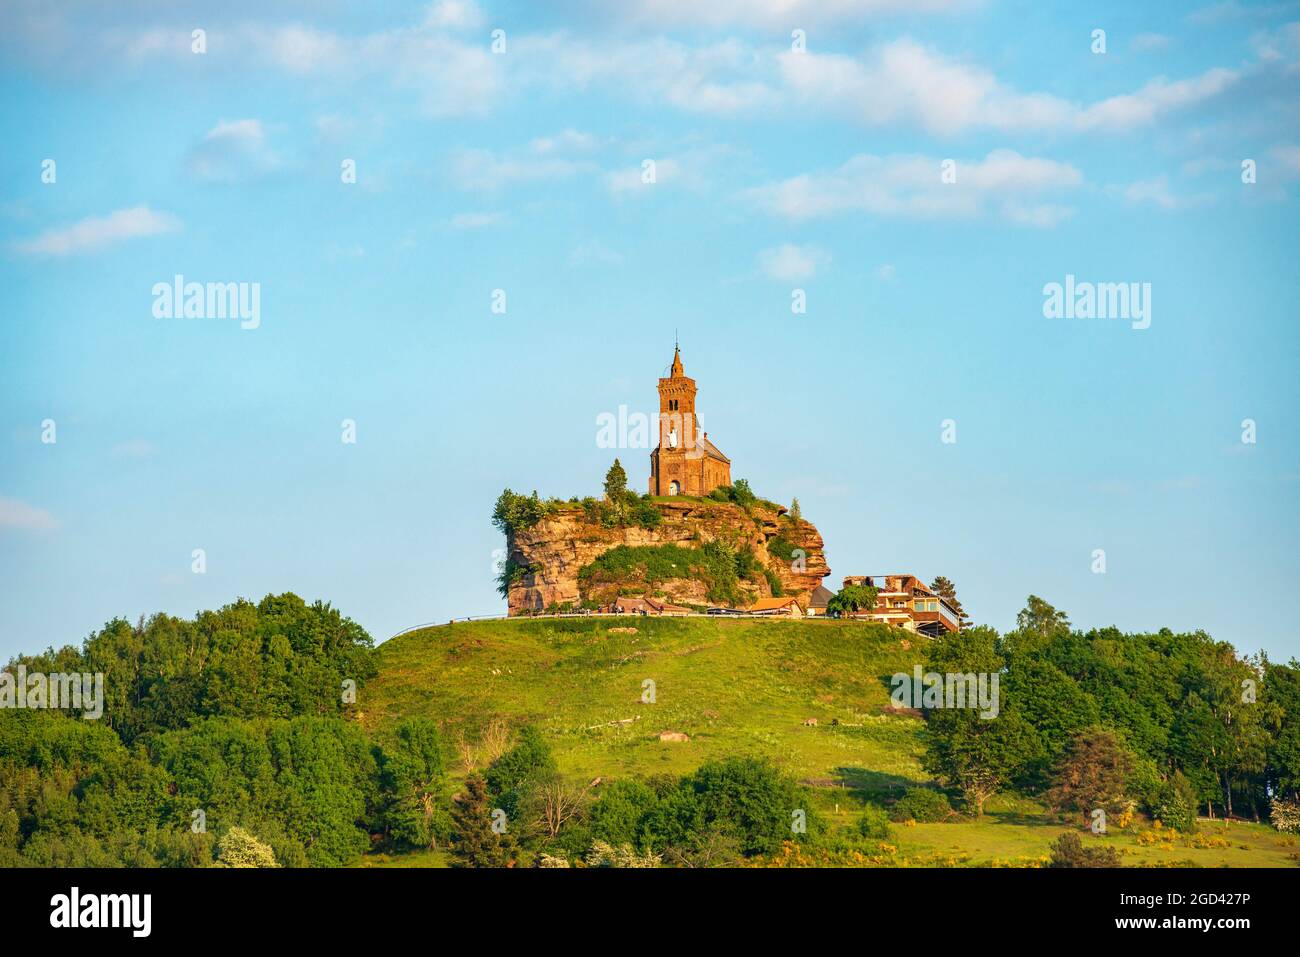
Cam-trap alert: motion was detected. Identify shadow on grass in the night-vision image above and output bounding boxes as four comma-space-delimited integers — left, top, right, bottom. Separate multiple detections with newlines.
983, 808, 1057, 827
826, 766, 918, 802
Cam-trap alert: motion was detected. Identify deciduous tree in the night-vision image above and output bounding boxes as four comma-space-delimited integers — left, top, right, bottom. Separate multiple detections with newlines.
215, 826, 278, 868
827, 584, 877, 618
920, 627, 1038, 816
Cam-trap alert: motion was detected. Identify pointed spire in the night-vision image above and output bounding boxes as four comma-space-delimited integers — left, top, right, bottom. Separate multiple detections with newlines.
670, 342, 684, 377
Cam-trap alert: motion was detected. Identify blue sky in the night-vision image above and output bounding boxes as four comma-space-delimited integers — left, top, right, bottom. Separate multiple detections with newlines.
1, 0, 1297, 662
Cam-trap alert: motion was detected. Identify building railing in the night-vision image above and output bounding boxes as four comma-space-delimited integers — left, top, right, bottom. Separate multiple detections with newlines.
938, 603, 961, 629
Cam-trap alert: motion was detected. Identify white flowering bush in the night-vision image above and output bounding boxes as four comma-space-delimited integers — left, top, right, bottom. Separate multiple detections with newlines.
584, 840, 661, 868
1270, 796, 1300, 833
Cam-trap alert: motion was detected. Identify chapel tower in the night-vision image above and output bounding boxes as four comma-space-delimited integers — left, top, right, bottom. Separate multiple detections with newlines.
648, 345, 731, 496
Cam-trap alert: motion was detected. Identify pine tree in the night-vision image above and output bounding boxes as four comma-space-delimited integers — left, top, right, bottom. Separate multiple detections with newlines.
450, 773, 517, 868
789, 498, 802, 522
604, 459, 627, 501
1046, 727, 1136, 827
930, 576, 971, 628
604, 459, 629, 524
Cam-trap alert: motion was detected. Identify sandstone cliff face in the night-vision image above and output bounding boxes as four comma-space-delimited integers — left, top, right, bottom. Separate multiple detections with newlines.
505, 500, 830, 615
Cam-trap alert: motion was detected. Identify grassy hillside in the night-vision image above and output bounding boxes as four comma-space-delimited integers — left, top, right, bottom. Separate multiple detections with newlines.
366, 616, 924, 787
363, 617, 1300, 867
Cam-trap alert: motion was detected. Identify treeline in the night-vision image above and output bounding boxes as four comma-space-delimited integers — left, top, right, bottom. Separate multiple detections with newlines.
447, 723, 825, 867
0, 594, 425, 867
9, 592, 376, 742
8, 590, 1299, 867
0, 592, 828, 868
919, 596, 1300, 830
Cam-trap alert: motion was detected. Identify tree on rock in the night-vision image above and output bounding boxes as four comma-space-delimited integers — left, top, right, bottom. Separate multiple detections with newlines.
604, 459, 629, 523
731, 478, 756, 508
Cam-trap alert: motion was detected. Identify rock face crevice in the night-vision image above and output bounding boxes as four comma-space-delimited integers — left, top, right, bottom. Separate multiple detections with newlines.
505, 500, 830, 615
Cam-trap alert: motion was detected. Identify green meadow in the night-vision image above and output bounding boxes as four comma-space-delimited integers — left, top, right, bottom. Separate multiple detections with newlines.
362, 616, 1298, 867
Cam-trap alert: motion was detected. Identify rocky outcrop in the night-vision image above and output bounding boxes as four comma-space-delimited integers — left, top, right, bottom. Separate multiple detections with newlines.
505, 499, 830, 615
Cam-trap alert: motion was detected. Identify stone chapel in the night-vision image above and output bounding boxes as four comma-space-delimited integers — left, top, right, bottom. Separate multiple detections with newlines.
648, 345, 731, 496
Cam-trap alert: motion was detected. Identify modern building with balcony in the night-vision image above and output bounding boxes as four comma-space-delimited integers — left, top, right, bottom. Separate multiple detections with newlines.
839, 574, 961, 636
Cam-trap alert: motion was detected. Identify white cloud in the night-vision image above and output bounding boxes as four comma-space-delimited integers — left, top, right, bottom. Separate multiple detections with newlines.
376, 33, 503, 116
1001, 201, 1075, 227
1270, 143, 1300, 177
27, 14, 502, 118
604, 146, 735, 196
451, 138, 721, 197
450, 127, 609, 191
757, 243, 828, 281
450, 148, 593, 191
605, 157, 685, 194
876, 263, 896, 280
1189, 2, 1300, 25
324, 242, 366, 259
778, 41, 1073, 135
779, 40, 1237, 134
959, 150, 1083, 190
0, 496, 56, 530
111, 439, 156, 458
1132, 33, 1172, 51
745, 150, 1081, 225
13, 206, 180, 256
1113, 174, 1213, 210
313, 113, 355, 144
1182, 156, 1234, 176
247, 24, 349, 74
1076, 68, 1238, 131
423, 0, 487, 30
230, 20, 503, 117
620, 0, 972, 28
119, 27, 183, 60
530, 129, 598, 154
518, 34, 776, 116
3, 6, 1257, 135
1251, 20, 1300, 61
1120, 175, 1182, 209
205, 118, 264, 143
186, 118, 283, 182
447, 211, 505, 229
568, 240, 624, 267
